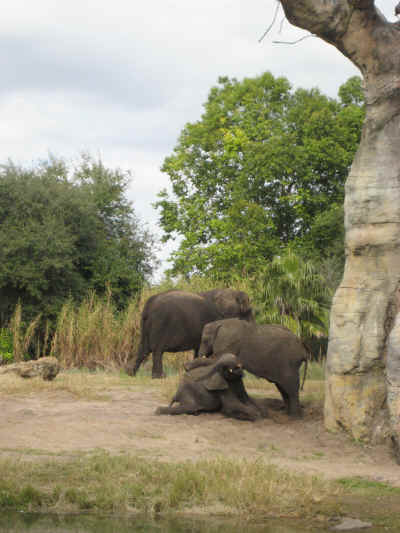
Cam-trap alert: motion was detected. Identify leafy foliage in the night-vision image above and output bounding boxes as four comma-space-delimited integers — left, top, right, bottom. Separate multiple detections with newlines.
0, 155, 157, 327
156, 73, 364, 279
0, 328, 13, 363
252, 249, 331, 340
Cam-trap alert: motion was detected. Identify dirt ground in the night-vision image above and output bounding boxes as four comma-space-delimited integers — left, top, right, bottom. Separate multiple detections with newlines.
1, 374, 399, 489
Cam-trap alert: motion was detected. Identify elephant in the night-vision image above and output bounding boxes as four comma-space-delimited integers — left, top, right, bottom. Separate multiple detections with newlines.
198, 318, 308, 417
127, 288, 254, 378
155, 353, 268, 420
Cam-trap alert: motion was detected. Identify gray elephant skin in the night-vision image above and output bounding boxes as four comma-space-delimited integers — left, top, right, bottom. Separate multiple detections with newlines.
199, 318, 308, 417
155, 353, 268, 420
127, 289, 253, 378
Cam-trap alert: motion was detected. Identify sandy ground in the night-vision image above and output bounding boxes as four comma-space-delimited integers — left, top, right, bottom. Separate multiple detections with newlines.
0, 375, 399, 489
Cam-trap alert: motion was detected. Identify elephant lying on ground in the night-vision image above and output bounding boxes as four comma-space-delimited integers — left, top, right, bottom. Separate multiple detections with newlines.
127, 289, 254, 378
155, 353, 268, 421
199, 319, 308, 417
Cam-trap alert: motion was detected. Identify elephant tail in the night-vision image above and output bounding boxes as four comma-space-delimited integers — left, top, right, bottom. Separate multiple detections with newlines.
300, 358, 308, 391
130, 311, 153, 375
299, 338, 314, 391
131, 338, 150, 375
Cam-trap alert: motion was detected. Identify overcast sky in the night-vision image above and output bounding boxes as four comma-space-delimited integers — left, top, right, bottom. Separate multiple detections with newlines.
1, 1, 396, 279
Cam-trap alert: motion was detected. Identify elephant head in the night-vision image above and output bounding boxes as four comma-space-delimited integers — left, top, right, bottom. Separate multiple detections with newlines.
205, 289, 254, 321
203, 353, 244, 390
198, 321, 222, 357
199, 319, 245, 358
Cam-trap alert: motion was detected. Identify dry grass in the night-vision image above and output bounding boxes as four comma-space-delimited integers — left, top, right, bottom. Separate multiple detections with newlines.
2, 277, 259, 371
0, 450, 344, 518
49, 291, 141, 370
0, 369, 155, 400
47, 280, 223, 370
0, 358, 325, 408
8, 303, 42, 362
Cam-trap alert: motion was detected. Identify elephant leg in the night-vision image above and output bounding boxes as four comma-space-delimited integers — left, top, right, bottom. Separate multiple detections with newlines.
184, 357, 214, 372
155, 404, 200, 415
277, 378, 301, 417
221, 402, 261, 421
152, 350, 165, 379
275, 383, 290, 411
220, 391, 262, 421
155, 394, 200, 415
247, 396, 269, 418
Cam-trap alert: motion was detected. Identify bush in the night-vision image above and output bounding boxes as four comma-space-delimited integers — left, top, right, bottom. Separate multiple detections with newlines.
0, 328, 13, 364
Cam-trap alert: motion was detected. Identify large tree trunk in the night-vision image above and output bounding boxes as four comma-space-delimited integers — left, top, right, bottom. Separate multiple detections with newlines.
279, 1, 400, 448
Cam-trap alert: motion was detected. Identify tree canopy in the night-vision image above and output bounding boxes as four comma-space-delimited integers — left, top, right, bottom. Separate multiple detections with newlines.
0, 155, 157, 326
156, 73, 364, 279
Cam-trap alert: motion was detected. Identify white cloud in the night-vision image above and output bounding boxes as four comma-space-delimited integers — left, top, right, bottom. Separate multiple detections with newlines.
0, 0, 395, 280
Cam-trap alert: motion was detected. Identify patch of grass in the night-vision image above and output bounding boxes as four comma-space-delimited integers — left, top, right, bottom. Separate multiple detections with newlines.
0, 451, 344, 519
334, 477, 400, 529
306, 361, 325, 381
337, 477, 400, 493
0, 368, 160, 399
300, 380, 325, 414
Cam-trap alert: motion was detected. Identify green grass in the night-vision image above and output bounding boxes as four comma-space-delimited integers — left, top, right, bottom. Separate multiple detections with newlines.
1, 452, 399, 527
337, 476, 400, 493
0, 451, 343, 518
306, 360, 325, 381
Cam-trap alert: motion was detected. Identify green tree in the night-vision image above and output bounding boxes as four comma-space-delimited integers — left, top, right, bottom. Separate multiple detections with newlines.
156, 73, 364, 279
252, 249, 331, 355
0, 155, 156, 326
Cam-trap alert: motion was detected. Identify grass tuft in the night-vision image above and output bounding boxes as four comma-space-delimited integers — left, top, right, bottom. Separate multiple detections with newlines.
0, 451, 343, 518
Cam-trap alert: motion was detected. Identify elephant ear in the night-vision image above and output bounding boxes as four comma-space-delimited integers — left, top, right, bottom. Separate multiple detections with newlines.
213, 289, 237, 318
236, 291, 251, 316
204, 372, 229, 391
213, 289, 252, 318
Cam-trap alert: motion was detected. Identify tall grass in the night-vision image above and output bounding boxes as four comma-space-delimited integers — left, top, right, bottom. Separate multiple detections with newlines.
0, 451, 343, 518
8, 303, 41, 362
49, 290, 138, 370
3, 276, 329, 371
48, 278, 253, 370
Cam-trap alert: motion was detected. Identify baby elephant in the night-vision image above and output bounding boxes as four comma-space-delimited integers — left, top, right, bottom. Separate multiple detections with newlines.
199, 319, 308, 417
155, 353, 268, 421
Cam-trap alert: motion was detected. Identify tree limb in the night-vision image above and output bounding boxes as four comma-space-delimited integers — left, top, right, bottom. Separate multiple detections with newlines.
278, 0, 351, 37
278, 1, 392, 72
259, 1, 280, 42
348, 0, 375, 9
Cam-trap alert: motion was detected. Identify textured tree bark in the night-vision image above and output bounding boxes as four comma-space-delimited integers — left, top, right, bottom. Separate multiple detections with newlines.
279, 1, 400, 444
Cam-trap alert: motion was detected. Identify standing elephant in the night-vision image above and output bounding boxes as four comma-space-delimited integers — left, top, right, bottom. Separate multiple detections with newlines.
155, 353, 268, 420
127, 289, 253, 378
199, 318, 308, 417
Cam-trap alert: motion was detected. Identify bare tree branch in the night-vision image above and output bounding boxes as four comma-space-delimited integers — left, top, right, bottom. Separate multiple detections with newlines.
258, 1, 280, 42
272, 34, 315, 45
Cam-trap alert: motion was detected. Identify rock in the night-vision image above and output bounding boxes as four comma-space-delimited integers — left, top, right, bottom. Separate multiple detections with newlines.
325, 125, 400, 444
332, 517, 372, 530
386, 291, 400, 462
324, 372, 389, 443
0, 356, 60, 380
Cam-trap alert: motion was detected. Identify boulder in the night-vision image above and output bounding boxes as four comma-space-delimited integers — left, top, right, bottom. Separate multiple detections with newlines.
0, 356, 60, 381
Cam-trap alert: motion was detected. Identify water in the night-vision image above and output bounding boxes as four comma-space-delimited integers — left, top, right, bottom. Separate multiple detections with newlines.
0, 512, 329, 532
